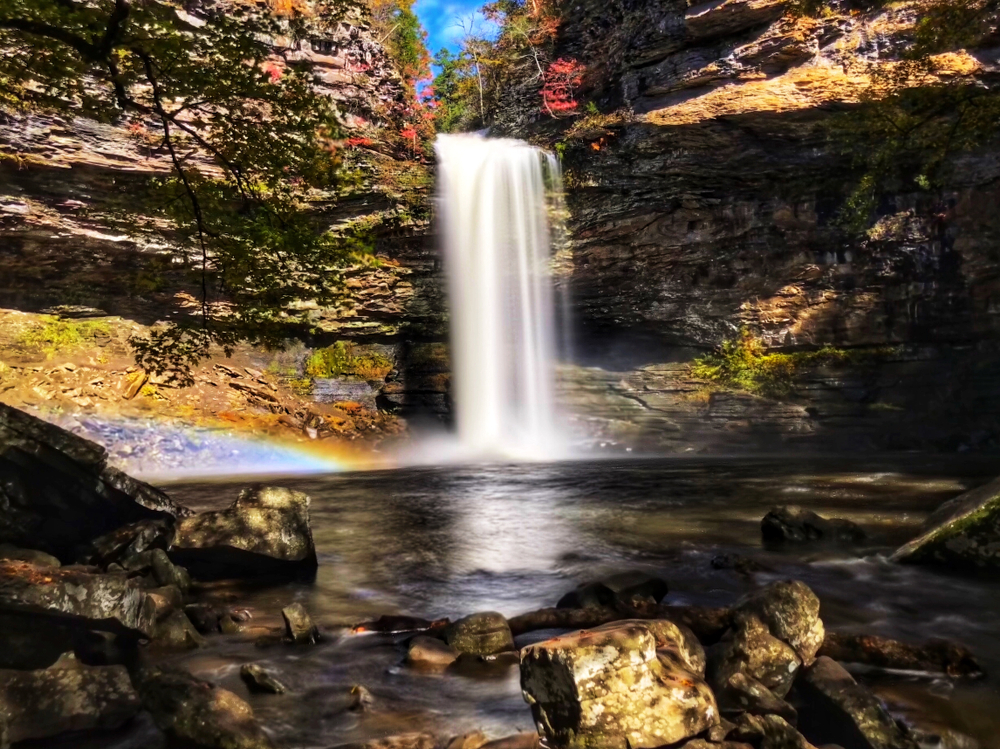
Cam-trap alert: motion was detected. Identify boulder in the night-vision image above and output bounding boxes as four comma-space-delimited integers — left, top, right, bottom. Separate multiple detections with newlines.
708, 614, 801, 699
0, 403, 188, 561
0, 654, 140, 743
480, 735, 540, 749
0, 543, 60, 567
717, 672, 797, 723
796, 657, 917, 749
762, 506, 865, 546
445, 731, 488, 749
728, 714, 818, 748
240, 664, 286, 694
282, 602, 319, 644
170, 485, 318, 579
153, 610, 206, 650
817, 632, 982, 678
891, 475, 1000, 569
407, 635, 460, 668
445, 611, 515, 656
0, 560, 154, 669
557, 573, 668, 609
186, 603, 224, 634
735, 581, 824, 666
352, 614, 449, 634
82, 519, 175, 569
135, 666, 275, 749
594, 618, 705, 675
520, 622, 718, 749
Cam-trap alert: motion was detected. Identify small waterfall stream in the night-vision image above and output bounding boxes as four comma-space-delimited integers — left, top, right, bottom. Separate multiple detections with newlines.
435, 133, 565, 459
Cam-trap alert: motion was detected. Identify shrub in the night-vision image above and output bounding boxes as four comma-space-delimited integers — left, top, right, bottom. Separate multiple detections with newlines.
305, 342, 393, 381
16, 317, 113, 358
689, 329, 885, 397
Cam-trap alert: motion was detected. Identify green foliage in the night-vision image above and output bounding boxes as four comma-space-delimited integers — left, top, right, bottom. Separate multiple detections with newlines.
367, 0, 430, 92
430, 48, 471, 133
690, 329, 889, 397
0, 0, 370, 377
305, 341, 393, 380
16, 317, 112, 358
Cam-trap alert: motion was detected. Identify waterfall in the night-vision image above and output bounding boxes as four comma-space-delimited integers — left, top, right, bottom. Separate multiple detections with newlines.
435, 133, 565, 459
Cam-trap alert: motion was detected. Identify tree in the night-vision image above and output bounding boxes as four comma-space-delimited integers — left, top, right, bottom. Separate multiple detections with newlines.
0, 0, 367, 380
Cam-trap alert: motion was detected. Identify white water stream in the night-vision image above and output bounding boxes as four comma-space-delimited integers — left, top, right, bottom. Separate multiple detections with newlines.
435, 133, 565, 459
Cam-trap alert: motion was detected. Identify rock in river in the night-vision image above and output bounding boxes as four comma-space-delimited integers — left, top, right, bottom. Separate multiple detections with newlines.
170, 485, 318, 579
282, 602, 320, 644
762, 506, 865, 546
892, 474, 1000, 569
136, 666, 275, 749
520, 621, 718, 749
407, 635, 460, 668
796, 656, 917, 749
0, 653, 140, 743
445, 611, 515, 656
240, 664, 287, 695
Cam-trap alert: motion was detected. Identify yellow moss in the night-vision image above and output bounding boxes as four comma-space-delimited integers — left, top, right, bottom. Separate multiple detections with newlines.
15, 317, 113, 358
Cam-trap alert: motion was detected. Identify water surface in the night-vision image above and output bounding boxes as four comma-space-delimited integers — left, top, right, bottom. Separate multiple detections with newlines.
143, 456, 1000, 748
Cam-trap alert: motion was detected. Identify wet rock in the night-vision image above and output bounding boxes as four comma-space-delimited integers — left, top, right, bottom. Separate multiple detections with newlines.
406, 635, 460, 667
520, 621, 718, 749
445, 730, 488, 749
240, 664, 286, 695
445, 611, 515, 656
796, 656, 918, 749
153, 610, 206, 650
729, 714, 819, 748
449, 650, 521, 677
0, 543, 60, 567
170, 485, 318, 580
330, 734, 438, 749
557, 573, 668, 609
0, 560, 154, 669
707, 718, 737, 742
717, 671, 798, 723
735, 581, 824, 666
136, 666, 275, 749
762, 506, 866, 547
758, 715, 819, 749
594, 618, 705, 675
680, 741, 754, 749
151, 548, 191, 592
556, 582, 616, 609
817, 632, 983, 679
83, 520, 175, 569
282, 602, 319, 644
352, 614, 449, 634
348, 684, 373, 711
0, 653, 140, 743
708, 614, 802, 699
480, 735, 540, 749
186, 603, 223, 634
891, 475, 1000, 570
0, 403, 186, 560
147, 585, 183, 621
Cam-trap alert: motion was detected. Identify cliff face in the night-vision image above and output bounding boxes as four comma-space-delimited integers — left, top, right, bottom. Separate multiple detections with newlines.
506, 0, 1000, 452
0, 1, 448, 449
0, 2, 442, 341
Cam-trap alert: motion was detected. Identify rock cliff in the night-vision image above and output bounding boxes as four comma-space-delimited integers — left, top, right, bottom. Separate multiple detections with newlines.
506, 0, 1000, 451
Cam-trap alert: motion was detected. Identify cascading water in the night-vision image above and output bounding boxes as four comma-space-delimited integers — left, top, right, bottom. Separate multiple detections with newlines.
435, 133, 566, 459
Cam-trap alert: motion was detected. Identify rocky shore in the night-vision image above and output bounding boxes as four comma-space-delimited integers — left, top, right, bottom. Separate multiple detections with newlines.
1, 402, 997, 748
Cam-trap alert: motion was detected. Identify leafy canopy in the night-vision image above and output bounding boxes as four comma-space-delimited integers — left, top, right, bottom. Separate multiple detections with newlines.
0, 0, 369, 381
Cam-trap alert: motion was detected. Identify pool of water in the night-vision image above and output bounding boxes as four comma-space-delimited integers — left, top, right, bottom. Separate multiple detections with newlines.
84, 455, 1000, 748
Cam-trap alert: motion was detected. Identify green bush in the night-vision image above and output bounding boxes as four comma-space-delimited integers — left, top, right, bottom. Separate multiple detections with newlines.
16, 317, 112, 358
304, 342, 393, 381
690, 329, 883, 397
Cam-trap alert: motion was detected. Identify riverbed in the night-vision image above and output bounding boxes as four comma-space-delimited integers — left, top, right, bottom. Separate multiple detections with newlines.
63, 455, 1000, 749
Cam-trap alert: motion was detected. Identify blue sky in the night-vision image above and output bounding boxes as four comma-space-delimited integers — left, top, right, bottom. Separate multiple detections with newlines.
413, 0, 496, 58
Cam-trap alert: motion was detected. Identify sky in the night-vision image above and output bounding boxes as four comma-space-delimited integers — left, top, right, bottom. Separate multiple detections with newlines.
413, 0, 496, 58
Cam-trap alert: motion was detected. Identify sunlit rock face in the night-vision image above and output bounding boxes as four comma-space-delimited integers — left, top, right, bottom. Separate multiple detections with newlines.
520, 622, 718, 748
493, 0, 1000, 452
